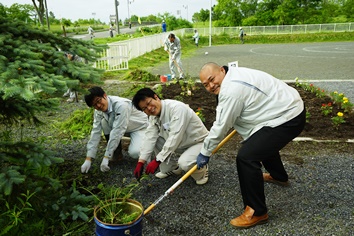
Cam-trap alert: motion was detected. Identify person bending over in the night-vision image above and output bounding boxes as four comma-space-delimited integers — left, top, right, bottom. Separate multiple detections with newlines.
196, 62, 306, 228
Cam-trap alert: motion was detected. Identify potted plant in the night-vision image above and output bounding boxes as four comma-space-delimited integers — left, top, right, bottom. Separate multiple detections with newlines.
84, 180, 145, 236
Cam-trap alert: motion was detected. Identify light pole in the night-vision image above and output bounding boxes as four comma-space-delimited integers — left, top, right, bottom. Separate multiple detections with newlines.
127, 0, 134, 28
92, 12, 96, 25
209, 0, 212, 47
182, 5, 188, 21
114, 0, 120, 34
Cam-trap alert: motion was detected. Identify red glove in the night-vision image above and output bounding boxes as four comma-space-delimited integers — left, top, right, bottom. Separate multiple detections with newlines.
134, 162, 144, 180
145, 159, 161, 174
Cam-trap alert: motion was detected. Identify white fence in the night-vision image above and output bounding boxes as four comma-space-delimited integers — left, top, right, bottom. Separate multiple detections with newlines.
180, 22, 354, 37
95, 22, 353, 71
94, 44, 129, 71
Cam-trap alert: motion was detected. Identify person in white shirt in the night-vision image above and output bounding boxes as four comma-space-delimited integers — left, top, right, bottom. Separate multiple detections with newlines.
239, 27, 244, 44
80, 87, 148, 173
196, 62, 306, 228
164, 33, 184, 80
87, 26, 95, 39
192, 29, 199, 47
132, 88, 209, 185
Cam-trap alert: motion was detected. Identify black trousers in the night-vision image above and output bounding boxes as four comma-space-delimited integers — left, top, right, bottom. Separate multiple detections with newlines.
236, 108, 306, 216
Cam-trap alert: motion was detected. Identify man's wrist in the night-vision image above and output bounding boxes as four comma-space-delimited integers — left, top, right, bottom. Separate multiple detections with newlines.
85, 157, 92, 161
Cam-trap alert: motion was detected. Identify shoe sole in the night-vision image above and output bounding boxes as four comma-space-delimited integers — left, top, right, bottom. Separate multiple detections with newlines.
155, 169, 182, 179
230, 218, 268, 229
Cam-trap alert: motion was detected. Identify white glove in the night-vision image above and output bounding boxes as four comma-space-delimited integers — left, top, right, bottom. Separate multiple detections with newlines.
100, 157, 110, 172
81, 159, 92, 173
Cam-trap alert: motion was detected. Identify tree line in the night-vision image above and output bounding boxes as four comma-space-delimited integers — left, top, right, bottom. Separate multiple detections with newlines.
192, 0, 354, 26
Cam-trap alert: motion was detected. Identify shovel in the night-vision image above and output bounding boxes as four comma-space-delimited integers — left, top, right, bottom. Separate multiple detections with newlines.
167, 51, 185, 76
144, 129, 237, 215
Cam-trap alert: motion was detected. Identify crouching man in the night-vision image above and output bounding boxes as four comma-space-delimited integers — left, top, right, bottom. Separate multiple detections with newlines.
132, 88, 209, 185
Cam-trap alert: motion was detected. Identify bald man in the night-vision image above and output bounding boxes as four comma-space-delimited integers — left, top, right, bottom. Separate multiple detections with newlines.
196, 62, 306, 228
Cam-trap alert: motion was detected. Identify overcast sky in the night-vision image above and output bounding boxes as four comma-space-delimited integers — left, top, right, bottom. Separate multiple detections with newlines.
2, 0, 212, 23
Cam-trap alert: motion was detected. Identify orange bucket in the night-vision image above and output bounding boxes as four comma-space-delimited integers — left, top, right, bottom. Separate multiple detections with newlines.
160, 75, 168, 83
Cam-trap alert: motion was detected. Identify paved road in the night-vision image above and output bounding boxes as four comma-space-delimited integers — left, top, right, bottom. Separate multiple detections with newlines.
147, 41, 354, 101
71, 26, 138, 40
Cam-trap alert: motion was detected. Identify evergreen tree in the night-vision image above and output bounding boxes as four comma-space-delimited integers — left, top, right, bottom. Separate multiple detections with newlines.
0, 15, 106, 234
0, 15, 105, 125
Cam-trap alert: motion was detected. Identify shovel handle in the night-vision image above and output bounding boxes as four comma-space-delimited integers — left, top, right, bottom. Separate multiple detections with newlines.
143, 129, 237, 216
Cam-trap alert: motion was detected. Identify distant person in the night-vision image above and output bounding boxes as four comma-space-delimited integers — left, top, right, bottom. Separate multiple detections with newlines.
109, 24, 115, 38
164, 33, 184, 80
132, 88, 209, 185
80, 86, 148, 173
63, 52, 82, 102
196, 62, 306, 228
162, 20, 167, 32
129, 21, 132, 29
192, 29, 199, 47
88, 26, 95, 39
239, 27, 245, 44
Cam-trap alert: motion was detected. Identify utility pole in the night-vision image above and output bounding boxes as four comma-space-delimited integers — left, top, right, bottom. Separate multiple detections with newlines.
115, 0, 120, 34
44, 0, 50, 30
183, 5, 188, 21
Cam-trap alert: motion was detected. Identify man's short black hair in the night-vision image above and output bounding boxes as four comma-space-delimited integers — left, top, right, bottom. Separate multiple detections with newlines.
132, 88, 160, 111
168, 33, 175, 39
84, 86, 105, 107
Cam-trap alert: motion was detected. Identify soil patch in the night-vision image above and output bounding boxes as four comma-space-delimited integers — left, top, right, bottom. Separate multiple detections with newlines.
160, 82, 354, 140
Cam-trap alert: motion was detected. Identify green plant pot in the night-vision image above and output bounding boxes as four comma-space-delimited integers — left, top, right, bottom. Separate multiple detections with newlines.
94, 198, 144, 236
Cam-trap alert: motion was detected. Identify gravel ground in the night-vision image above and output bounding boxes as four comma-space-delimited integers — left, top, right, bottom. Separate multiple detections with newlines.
47, 83, 354, 236
82, 140, 353, 236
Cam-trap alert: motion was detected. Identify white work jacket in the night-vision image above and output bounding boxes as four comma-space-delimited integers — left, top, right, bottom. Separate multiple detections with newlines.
139, 99, 209, 162
86, 96, 148, 159
164, 35, 181, 60
201, 66, 304, 156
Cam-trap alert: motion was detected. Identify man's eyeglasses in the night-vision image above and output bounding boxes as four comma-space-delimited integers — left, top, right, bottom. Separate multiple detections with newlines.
141, 98, 153, 112
92, 97, 103, 108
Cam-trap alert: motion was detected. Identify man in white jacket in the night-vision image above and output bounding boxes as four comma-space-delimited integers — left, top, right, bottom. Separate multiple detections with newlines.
132, 88, 209, 185
192, 29, 199, 47
81, 87, 148, 173
196, 62, 306, 228
164, 33, 184, 80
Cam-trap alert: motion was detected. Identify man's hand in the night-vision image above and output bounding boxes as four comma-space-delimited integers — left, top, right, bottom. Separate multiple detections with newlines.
134, 162, 144, 180
145, 159, 161, 174
100, 156, 110, 172
197, 153, 210, 169
81, 158, 92, 173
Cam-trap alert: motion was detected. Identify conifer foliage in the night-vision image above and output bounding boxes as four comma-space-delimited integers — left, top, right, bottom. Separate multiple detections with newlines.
0, 15, 106, 234
0, 15, 105, 125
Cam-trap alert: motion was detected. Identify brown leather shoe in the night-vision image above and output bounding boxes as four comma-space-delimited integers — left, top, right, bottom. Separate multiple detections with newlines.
230, 206, 268, 228
263, 173, 289, 186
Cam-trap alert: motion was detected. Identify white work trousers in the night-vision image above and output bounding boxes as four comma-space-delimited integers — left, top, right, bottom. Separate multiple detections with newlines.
101, 120, 145, 159
169, 53, 184, 79
154, 136, 206, 181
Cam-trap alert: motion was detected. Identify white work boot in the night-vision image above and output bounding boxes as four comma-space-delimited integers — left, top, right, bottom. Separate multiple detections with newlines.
155, 166, 182, 179
196, 164, 209, 185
